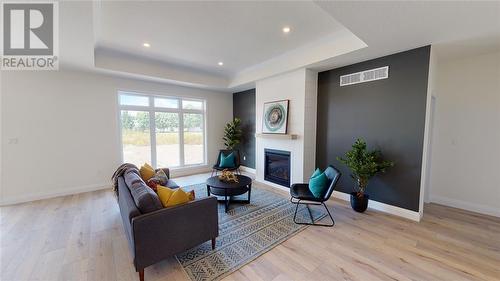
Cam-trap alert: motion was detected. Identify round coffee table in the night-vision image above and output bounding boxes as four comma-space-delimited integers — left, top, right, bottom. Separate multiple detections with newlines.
206, 175, 252, 212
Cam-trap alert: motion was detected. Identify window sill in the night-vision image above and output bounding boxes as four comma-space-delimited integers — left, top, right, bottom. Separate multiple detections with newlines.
169, 164, 210, 177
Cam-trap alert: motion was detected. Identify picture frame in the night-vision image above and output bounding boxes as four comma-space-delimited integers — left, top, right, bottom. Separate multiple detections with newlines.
262, 99, 289, 134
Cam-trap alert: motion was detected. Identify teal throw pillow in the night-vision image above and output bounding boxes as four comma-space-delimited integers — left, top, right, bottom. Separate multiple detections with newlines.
309, 170, 328, 198
310, 168, 321, 179
219, 152, 235, 168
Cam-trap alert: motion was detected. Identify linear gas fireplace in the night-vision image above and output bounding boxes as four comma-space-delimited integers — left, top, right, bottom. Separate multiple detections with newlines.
264, 149, 291, 188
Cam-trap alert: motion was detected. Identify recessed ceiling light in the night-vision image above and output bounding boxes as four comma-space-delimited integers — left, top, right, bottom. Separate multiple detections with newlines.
143, 42, 150, 48
282, 26, 291, 33
218, 62, 224, 66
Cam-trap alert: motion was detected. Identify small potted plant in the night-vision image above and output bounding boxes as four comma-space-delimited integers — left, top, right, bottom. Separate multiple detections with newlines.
337, 138, 394, 213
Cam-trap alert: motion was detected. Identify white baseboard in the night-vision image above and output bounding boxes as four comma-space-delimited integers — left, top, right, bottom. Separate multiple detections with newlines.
240, 166, 256, 174
0, 183, 110, 206
332, 191, 421, 222
254, 178, 290, 193
430, 195, 500, 218
253, 181, 420, 221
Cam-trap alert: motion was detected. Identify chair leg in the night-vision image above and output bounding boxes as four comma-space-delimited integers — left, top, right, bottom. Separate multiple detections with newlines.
211, 238, 216, 250
291, 198, 335, 227
293, 199, 301, 223
321, 202, 335, 227
138, 269, 144, 281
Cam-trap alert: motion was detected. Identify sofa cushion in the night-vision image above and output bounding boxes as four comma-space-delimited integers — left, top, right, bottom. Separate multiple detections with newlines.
129, 182, 163, 214
124, 169, 144, 187
165, 179, 180, 189
124, 169, 162, 213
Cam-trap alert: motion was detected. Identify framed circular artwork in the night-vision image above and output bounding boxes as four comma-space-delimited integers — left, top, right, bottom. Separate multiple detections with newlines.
262, 100, 289, 134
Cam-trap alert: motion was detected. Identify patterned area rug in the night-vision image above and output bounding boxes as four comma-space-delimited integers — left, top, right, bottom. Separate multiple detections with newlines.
176, 183, 326, 281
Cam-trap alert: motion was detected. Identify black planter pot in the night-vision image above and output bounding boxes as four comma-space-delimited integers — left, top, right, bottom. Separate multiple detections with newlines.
350, 192, 369, 213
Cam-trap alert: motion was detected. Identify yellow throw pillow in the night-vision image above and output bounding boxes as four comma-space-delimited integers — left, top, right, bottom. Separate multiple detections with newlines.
165, 188, 190, 207
140, 163, 155, 181
157, 185, 175, 207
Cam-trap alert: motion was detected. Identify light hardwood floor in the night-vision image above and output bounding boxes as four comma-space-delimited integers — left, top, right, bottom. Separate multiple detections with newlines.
1, 174, 499, 281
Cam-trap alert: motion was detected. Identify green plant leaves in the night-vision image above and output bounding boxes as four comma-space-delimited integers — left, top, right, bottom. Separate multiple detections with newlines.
223, 118, 242, 150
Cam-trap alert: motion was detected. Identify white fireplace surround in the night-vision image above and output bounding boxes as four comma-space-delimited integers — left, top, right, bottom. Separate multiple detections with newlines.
255, 69, 318, 190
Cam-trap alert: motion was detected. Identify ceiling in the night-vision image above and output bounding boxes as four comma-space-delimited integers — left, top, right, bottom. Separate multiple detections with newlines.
310, 0, 500, 71
57, 1, 500, 92
95, 1, 345, 77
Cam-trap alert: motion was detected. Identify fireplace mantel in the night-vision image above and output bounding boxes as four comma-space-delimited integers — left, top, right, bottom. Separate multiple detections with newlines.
255, 133, 298, 140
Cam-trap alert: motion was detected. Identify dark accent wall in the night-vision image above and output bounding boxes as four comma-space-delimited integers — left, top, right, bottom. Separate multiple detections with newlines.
316, 46, 430, 212
233, 89, 256, 169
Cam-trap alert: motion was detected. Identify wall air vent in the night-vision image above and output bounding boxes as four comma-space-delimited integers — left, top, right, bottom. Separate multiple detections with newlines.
340, 66, 389, 86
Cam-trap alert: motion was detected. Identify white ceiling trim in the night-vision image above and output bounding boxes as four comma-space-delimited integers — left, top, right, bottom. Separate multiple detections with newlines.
94, 47, 229, 89
229, 29, 367, 87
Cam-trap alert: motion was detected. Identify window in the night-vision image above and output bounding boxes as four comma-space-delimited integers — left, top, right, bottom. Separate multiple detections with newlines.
119, 91, 206, 168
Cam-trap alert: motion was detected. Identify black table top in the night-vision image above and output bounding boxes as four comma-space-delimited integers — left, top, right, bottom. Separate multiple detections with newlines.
206, 175, 252, 189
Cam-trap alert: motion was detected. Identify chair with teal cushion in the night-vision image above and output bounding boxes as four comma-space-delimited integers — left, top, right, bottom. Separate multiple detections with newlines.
290, 165, 341, 227
211, 150, 241, 176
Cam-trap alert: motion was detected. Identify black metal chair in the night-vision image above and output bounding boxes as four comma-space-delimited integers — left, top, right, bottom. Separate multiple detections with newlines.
290, 165, 341, 227
211, 149, 241, 176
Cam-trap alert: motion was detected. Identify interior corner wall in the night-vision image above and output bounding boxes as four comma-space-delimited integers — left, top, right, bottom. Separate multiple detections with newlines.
232, 89, 256, 169
316, 46, 431, 212
429, 50, 500, 217
0, 69, 232, 205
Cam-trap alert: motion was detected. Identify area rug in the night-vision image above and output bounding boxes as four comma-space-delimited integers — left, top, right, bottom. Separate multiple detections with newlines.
176, 183, 326, 281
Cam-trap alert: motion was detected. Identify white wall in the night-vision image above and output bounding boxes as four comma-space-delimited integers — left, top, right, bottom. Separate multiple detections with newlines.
0, 68, 232, 205
303, 69, 318, 179
429, 50, 500, 217
255, 68, 318, 188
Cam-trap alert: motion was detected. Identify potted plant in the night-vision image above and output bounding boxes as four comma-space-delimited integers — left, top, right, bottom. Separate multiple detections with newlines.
337, 138, 394, 213
222, 118, 242, 150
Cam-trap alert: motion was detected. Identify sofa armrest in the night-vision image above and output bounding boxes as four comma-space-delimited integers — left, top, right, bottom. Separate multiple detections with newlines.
155, 168, 170, 178
131, 196, 218, 270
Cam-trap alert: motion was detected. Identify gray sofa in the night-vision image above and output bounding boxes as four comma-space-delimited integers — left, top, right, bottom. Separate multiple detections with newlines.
117, 168, 219, 281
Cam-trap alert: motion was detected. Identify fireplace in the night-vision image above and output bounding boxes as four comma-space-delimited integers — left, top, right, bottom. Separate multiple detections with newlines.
264, 149, 291, 188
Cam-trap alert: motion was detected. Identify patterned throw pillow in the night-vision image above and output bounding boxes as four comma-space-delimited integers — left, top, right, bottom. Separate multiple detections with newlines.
148, 169, 168, 187
146, 180, 159, 192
